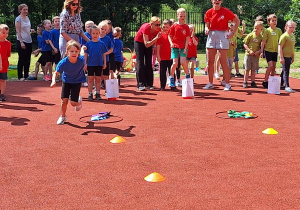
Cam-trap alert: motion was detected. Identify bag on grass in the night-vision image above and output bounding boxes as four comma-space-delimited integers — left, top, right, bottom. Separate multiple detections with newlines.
182, 78, 194, 98
105, 79, 119, 99
267, 76, 281, 95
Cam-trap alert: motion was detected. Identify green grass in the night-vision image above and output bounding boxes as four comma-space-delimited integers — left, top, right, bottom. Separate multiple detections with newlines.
7, 51, 300, 80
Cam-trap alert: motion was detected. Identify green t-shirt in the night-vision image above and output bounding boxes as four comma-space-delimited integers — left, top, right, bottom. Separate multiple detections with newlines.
243, 32, 263, 56
227, 34, 237, 58
263, 27, 282, 52
279, 32, 295, 58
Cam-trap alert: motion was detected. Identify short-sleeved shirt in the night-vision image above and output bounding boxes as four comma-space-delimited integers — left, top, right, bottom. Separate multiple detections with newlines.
134, 23, 160, 43
37, 35, 43, 49
56, 55, 86, 83
99, 35, 113, 62
279, 32, 295, 58
41, 30, 52, 51
85, 40, 108, 66
0, 40, 11, 73
107, 31, 115, 47
60, 9, 83, 35
80, 31, 91, 46
187, 36, 198, 58
227, 34, 237, 58
243, 32, 263, 56
205, 7, 236, 31
15, 15, 32, 43
50, 28, 60, 49
113, 39, 124, 62
168, 23, 191, 49
262, 27, 282, 52
157, 33, 171, 60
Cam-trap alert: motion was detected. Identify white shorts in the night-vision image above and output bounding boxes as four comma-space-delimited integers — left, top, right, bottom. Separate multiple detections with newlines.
206, 31, 229, 50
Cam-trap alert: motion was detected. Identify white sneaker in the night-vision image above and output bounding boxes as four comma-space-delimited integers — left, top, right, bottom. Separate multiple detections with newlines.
285, 87, 295, 93
75, 96, 82, 111
221, 80, 226, 87
214, 72, 220, 80
57, 116, 67, 125
82, 82, 88, 87
203, 83, 214, 90
176, 80, 182, 87
224, 83, 232, 91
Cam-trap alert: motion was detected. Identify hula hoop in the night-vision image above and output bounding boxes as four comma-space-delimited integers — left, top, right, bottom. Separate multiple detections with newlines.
216, 110, 258, 119
79, 114, 123, 124
123, 47, 133, 68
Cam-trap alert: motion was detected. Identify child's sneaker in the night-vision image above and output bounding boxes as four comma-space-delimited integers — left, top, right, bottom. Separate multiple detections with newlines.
0, 94, 6, 101
176, 80, 182, 87
251, 81, 257, 88
224, 83, 232, 91
285, 87, 295, 93
88, 93, 93, 101
57, 116, 67, 125
185, 74, 190, 79
137, 86, 146, 91
243, 82, 248, 88
262, 81, 268, 88
235, 72, 243, 77
221, 80, 226, 87
214, 72, 220, 80
203, 83, 214, 90
75, 96, 82, 111
95, 93, 102, 100
169, 77, 175, 87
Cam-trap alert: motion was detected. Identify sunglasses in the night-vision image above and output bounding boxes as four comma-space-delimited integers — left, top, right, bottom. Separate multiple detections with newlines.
71, 3, 79, 6
154, 24, 161, 27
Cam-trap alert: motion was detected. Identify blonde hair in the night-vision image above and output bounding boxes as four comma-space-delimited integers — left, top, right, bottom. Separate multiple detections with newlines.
18, 4, 28, 13
98, 20, 108, 29
52, 16, 60, 23
66, 40, 81, 54
150, 16, 160, 24
254, 21, 264, 28
113, 27, 121, 37
177, 8, 186, 15
85, 20, 94, 27
286, 20, 297, 27
0, 24, 9, 31
267, 14, 277, 24
63, 0, 82, 13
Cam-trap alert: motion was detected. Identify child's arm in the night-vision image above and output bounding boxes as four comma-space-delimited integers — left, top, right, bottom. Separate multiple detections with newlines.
244, 43, 255, 56
50, 71, 60, 87
260, 40, 266, 58
184, 36, 189, 54
103, 54, 107, 70
278, 44, 285, 65
241, 20, 246, 35
192, 37, 198, 46
48, 40, 58, 53
156, 44, 161, 62
84, 52, 88, 71
168, 35, 174, 48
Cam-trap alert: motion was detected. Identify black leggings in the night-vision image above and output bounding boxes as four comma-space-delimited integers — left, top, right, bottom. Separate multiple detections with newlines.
160, 60, 172, 89
16, 40, 32, 79
280, 57, 292, 87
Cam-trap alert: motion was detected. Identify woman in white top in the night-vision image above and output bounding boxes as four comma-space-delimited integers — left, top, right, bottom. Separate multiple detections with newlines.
15, 4, 34, 80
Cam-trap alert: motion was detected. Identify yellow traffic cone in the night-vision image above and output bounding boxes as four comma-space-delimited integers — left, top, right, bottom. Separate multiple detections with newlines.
110, 136, 126, 143
144, 172, 166, 182
262, 128, 278, 135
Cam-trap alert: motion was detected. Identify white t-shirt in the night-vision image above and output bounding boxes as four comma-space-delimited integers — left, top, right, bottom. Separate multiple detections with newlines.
15, 15, 32, 43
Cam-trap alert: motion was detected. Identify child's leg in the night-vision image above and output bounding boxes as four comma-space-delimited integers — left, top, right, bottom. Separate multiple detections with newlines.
250, 70, 256, 82
34, 62, 40, 78
190, 60, 196, 78
60, 98, 69, 117
95, 76, 101, 92
159, 60, 167, 89
180, 56, 188, 75
244, 70, 250, 82
88, 75, 94, 93
270, 61, 276, 76
170, 58, 178, 77
264, 61, 274, 81
0, 79, 6, 94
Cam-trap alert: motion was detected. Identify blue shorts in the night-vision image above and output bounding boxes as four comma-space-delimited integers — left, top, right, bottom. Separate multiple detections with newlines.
171, 48, 188, 59
0, 72, 8, 80
206, 30, 229, 50
233, 48, 239, 62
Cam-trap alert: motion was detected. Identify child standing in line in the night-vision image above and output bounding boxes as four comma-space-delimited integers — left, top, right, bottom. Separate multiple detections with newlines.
261, 14, 282, 88
104, 20, 116, 82
168, 8, 191, 88
157, 19, 172, 90
84, 25, 107, 100
80, 20, 94, 46
50, 16, 61, 71
113, 27, 124, 84
98, 21, 113, 87
279, 20, 297, 93
226, 22, 237, 84
243, 21, 263, 88
186, 24, 198, 79
41, 19, 57, 81
0, 24, 11, 101
50, 40, 86, 125
233, 20, 246, 77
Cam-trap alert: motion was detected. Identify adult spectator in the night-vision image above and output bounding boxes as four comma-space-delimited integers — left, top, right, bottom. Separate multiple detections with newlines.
59, 0, 89, 58
15, 4, 34, 81
203, 0, 240, 91
134, 16, 161, 91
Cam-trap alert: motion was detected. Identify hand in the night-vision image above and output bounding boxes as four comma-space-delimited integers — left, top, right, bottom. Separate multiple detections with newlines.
30, 29, 35, 33
156, 32, 162, 39
205, 27, 209, 35
21, 42, 26, 49
50, 81, 56, 88
254, 51, 260, 56
280, 59, 285, 65
170, 43, 174, 48
291, 58, 294, 64
183, 49, 187, 54
84, 64, 87, 71
54, 48, 58, 54
103, 64, 106, 70
157, 57, 161, 63
242, 20, 246, 26
82, 46, 87, 51
249, 50, 254, 56
260, 53, 264, 58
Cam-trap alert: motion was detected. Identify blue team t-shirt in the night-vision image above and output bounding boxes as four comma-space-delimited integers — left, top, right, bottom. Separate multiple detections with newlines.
85, 40, 108, 66
80, 32, 91, 46
41, 30, 52, 51
37, 35, 43, 49
56, 55, 86, 83
113, 39, 124, 62
99, 35, 113, 62
107, 31, 115, 47
50, 28, 60, 49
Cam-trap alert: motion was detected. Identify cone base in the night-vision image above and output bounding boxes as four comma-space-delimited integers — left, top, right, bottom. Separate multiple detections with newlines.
182, 97, 193, 99
107, 97, 117, 101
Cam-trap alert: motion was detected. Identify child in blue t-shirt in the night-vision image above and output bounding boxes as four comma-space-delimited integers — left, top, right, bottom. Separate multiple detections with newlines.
80, 20, 93, 46
113, 27, 123, 85
50, 40, 86, 125
50, 16, 61, 68
84, 25, 108, 100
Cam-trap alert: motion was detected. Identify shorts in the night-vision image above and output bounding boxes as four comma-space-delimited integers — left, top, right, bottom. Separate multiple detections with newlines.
87, 66, 102, 76
102, 63, 109, 76
186, 57, 196, 61
52, 52, 61, 64
41, 51, 53, 63
0, 72, 8, 80
244, 54, 259, 70
115, 61, 123, 72
265, 51, 278, 62
109, 53, 116, 70
206, 30, 229, 50
233, 48, 239, 62
227, 57, 234, 70
37, 55, 46, 66
171, 48, 188, 59
61, 82, 81, 102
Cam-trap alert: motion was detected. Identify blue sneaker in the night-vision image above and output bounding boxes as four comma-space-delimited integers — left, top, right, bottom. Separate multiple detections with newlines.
169, 77, 175, 87
185, 74, 190, 79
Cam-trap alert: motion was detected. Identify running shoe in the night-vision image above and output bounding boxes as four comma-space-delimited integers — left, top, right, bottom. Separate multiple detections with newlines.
169, 77, 175, 87
88, 93, 93, 101
235, 72, 243, 77
262, 81, 268, 89
138, 86, 146, 91
176, 80, 182, 87
243, 82, 248, 88
185, 74, 191, 79
214, 72, 220, 80
95, 93, 102, 100
251, 81, 258, 88
203, 83, 214, 90
57, 116, 67, 125
221, 80, 226, 87
224, 83, 232, 91
285, 87, 295, 93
